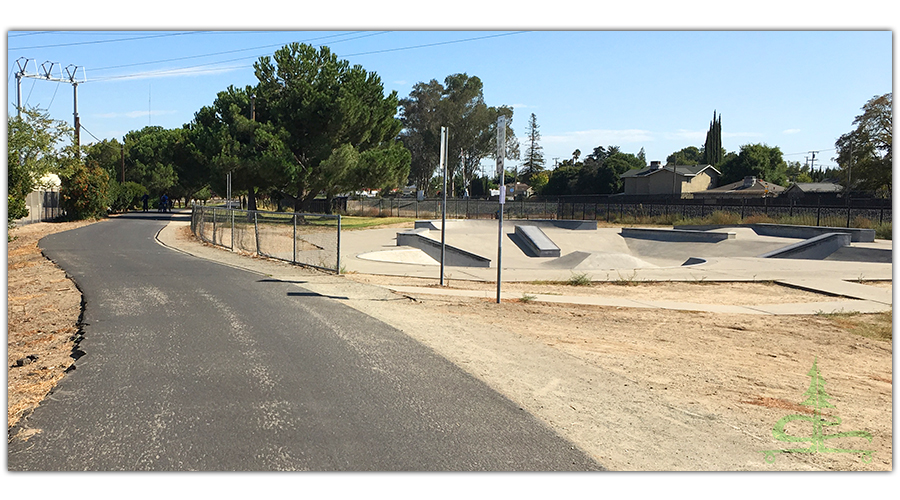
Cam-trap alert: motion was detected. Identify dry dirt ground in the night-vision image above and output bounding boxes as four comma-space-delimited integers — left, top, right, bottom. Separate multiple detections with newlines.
7, 220, 99, 430
7, 219, 893, 471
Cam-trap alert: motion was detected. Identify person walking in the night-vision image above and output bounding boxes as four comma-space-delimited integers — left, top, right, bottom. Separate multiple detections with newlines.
141, 194, 149, 212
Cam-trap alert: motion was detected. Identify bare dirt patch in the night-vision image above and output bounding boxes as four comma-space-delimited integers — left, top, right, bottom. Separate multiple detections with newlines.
344, 273, 893, 470
7, 220, 98, 430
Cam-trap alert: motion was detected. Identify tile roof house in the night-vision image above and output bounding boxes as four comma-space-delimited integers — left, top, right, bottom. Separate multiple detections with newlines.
692, 176, 786, 199
620, 161, 720, 196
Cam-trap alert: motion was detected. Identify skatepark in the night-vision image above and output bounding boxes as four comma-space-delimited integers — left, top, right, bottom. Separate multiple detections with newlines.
334, 219, 892, 314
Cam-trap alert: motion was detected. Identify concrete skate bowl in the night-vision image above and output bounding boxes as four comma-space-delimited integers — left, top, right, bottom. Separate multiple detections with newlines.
352, 219, 877, 272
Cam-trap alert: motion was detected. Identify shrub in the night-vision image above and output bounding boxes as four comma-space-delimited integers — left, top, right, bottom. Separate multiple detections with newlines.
61, 162, 110, 220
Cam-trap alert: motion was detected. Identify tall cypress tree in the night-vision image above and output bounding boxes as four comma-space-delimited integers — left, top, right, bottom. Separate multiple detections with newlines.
703, 111, 723, 166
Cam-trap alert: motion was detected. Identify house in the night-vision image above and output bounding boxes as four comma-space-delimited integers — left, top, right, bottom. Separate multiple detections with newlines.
15, 173, 62, 225
505, 182, 532, 200
620, 161, 720, 196
692, 176, 786, 199
784, 181, 843, 198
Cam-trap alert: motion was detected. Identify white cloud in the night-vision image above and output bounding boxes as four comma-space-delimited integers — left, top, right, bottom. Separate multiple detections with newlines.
663, 129, 706, 141
782, 128, 802, 134
104, 65, 242, 82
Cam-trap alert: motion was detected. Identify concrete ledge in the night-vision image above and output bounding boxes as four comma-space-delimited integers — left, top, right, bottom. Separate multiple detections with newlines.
520, 219, 597, 230
515, 225, 561, 258
416, 219, 597, 231
758, 232, 851, 260
750, 223, 875, 243
621, 227, 735, 243
397, 230, 491, 267
414, 220, 439, 230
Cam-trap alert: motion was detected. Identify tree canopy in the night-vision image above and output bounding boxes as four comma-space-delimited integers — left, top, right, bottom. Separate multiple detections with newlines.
520, 113, 545, 183
253, 43, 409, 210
719, 143, 788, 186
834, 92, 892, 195
399, 73, 518, 196
702, 111, 723, 166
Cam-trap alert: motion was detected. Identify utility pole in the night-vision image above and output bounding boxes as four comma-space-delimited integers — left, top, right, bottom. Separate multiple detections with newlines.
13, 58, 86, 151
495, 115, 507, 304
440, 127, 449, 286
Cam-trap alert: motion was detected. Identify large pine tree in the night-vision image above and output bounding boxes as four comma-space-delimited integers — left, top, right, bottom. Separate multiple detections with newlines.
703, 111, 723, 166
520, 113, 545, 182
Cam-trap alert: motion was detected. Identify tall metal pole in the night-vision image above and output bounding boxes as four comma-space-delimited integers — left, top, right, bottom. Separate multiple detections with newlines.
439, 126, 448, 286
496, 115, 507, 304
72, 82, 80, 157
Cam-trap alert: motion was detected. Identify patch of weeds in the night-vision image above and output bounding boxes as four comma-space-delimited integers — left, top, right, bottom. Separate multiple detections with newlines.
613, 270, 638, 286
567, 272, 593, 287
519, 293, 537, 303
817, 310, 892, 342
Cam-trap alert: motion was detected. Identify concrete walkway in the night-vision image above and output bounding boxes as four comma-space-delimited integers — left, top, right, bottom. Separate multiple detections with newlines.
161, 216, 892, 316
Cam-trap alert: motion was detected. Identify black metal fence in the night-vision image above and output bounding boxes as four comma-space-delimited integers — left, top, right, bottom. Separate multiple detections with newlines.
345, 196, 891, 229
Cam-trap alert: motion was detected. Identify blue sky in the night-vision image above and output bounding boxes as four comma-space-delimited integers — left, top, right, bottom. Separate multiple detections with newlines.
6, 26, 893, 176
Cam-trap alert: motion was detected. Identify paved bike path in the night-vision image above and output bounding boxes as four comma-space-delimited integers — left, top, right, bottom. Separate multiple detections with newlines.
8, 213, 600, 471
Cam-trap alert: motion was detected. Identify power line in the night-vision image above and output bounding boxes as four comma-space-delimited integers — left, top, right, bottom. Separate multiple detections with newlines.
89, 31, 381, 73
341, 31, 529, 58
89, 32, 393, 82
8, 31, 206, 51
784, 147, 835, 156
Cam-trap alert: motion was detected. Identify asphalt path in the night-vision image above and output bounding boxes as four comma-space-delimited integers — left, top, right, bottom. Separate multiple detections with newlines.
8, 212, 601, 471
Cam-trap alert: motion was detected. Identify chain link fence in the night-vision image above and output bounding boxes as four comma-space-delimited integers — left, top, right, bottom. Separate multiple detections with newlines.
191, 205, 342, 273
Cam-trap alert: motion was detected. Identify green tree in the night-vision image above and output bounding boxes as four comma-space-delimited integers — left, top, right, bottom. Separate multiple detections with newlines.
580, 150, 644, 194
60, 159, 110, 219
189, 85, 297, 211
720, 143, 788, 186
399, 73, 517, 196
541, 164, 580, 196
84, 138, 125, 183
834, 92, 892, 195
667, 146, 702, 166
702, 111, 723, 166
519, 113, 545, 183
7, 108, 72, 227
254, 43, 408, 211
123, 126, 181, 196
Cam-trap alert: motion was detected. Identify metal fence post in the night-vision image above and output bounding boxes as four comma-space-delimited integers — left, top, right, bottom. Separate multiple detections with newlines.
336, 214, 342, 274
231, 208, 235, 251
254, 211, 260, 255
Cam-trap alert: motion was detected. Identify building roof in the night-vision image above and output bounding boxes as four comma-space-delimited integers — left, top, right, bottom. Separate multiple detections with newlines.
620, 164, 720, 179
785, 182, 843, 193
694, 177, 785, 197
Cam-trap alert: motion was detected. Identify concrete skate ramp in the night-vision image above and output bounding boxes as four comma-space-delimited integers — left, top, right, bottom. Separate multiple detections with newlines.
543, 251, 659, 270
621, 227, 735, 242
759, 233, 851, 260
751, 223, 875, 243
396, 229, 491, 267
825, 246, 893, 263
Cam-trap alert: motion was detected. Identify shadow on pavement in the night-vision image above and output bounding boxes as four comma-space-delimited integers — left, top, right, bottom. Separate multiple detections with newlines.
114, 211, 191, 222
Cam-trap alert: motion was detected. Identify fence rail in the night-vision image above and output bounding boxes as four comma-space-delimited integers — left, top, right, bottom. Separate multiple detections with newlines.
191, 205, 342, 273
345, 197, 891, 229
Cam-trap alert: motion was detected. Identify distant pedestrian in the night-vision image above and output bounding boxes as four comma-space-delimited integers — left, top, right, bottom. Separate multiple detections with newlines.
141, 194, 149, 212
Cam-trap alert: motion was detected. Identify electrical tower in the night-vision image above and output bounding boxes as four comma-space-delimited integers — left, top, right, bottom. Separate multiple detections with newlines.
14, 57, 87, 154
